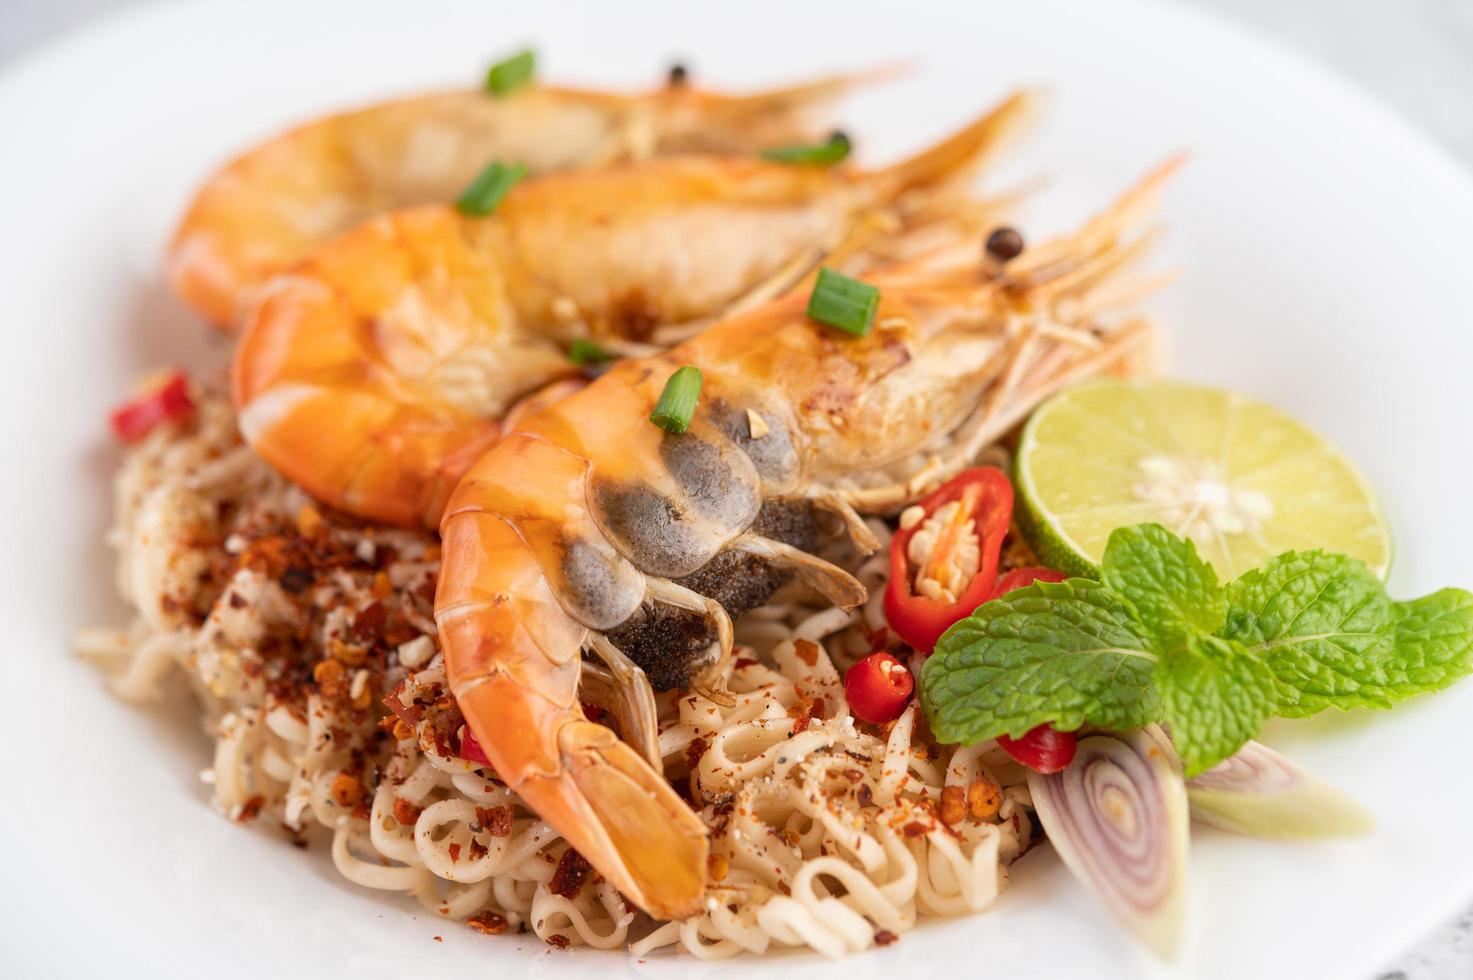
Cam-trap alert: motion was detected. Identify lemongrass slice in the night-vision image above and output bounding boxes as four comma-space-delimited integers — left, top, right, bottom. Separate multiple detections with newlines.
1028, 725, 1188, 958
1186, 740, 1373, 839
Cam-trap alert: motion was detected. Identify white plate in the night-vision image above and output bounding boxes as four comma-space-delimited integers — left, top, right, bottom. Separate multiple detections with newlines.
3, 0, 1471, 977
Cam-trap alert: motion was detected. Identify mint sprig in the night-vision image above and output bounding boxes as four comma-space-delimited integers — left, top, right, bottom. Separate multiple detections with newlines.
1103, 522, 1226, 645
1222, 551, 1399, 714
1386, 590, 1473, 698
923, 579, 1159, 744
1156, 632, 1276, 776
920, 523, 1473, 776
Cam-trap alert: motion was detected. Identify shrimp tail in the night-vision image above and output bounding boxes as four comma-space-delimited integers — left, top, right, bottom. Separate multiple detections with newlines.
438, 447, 710, 919
869, 88, 1042, 196
456, 682, 709, 919
554, 721, 708, 914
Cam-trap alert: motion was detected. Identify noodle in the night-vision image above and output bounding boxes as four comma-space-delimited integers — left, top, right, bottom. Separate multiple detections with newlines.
83, 392, 1036, 957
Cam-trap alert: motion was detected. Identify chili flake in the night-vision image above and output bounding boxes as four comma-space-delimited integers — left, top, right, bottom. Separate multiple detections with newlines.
549, 849, 592, 899
794, 639, 820, 666
352, 601, 387, 644
476, 805, 514, 837
392, 798, 422, 826
684, 735, 709, 772
467, 911, 508, 935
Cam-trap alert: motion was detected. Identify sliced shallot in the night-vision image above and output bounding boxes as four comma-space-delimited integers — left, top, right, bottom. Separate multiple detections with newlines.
1028, 725, 1188, 958
1186, 740, 1373, 838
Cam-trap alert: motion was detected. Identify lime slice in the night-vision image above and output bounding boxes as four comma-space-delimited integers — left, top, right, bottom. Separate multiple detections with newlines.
1015, 379, 1391, 581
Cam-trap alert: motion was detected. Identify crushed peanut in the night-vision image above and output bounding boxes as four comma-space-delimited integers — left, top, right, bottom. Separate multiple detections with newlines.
349, 669, 373, 710
330, 637, 366, 666
295, 504, 323, 537
968, 775, 1002, 820
372, 571, 393, 598
312, 659, 347, 699
397, 635, 435, 669
331, 772, 365, 808
939, 785, 967, 826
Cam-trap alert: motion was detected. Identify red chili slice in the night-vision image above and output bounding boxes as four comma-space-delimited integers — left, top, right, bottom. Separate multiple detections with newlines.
459, 725, 492, 768
997, 724, 1078, 774
883, 468, 1014, 653
109, 370, 194, 442
990, 566, 1068, 600
843, 652, 915, 725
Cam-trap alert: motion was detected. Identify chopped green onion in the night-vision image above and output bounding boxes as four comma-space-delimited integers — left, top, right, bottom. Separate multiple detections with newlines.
455, 161, 527, 216
485, 49, 536, 96
568, 339, 611, 366
760, 131, 851, 166
806, 267, 879, 336
650, 366, 703, 434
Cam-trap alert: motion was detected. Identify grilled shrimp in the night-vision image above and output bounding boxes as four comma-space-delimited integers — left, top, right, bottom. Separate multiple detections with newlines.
170, 66, 885, 330
234, 93, 1038, 529
434, 161, 1178, 918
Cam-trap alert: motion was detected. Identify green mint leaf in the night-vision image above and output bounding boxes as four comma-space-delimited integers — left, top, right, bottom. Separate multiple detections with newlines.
1157, 632, 1277, 776
1222, 550, 1398, 715
920, 579, 1160, 745
1103, 523, 1227, 645
1220, 553, 1473, 717
1383, 588, 1473, 698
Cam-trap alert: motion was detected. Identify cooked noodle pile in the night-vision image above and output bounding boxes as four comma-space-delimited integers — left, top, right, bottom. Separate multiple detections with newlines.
79, 392, 1037, 957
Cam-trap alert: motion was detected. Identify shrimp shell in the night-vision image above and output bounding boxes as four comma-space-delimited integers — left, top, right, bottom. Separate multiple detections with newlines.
233, 93, 1040, 527
433, 159, 1178, 920
170, 68, 889, 330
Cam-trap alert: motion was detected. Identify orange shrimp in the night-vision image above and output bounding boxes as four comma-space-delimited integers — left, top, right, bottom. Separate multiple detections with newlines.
170, 65, 889, 330
434, 161, 1178, 918
233, 92, 1039, 529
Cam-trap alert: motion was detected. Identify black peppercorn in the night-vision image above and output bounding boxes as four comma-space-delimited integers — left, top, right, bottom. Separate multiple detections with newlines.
985, 226, 1025, 262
